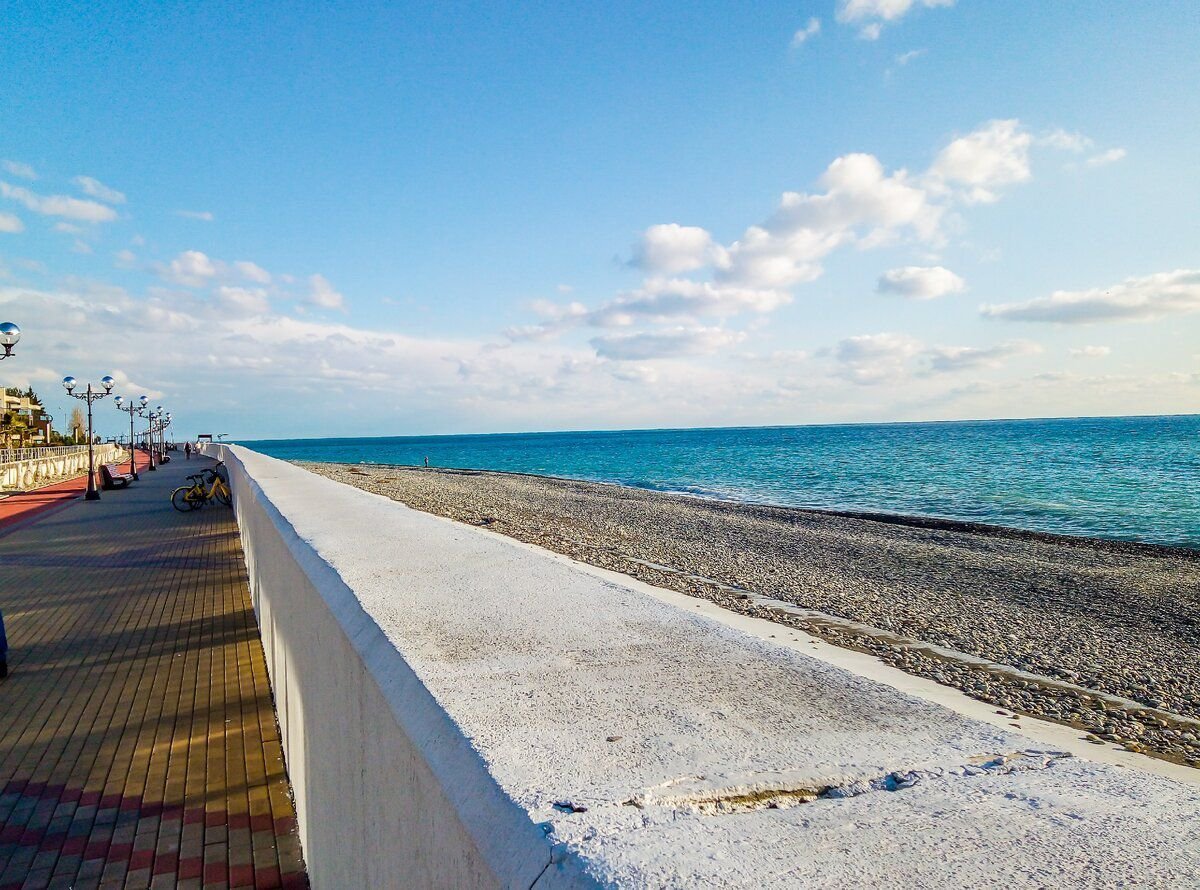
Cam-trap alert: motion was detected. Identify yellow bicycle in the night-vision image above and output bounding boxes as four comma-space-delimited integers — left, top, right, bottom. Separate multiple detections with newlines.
171, 462, 232, 511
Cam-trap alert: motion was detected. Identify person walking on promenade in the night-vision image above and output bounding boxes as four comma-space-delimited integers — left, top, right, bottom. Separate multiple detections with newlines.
185, 441, 192, 460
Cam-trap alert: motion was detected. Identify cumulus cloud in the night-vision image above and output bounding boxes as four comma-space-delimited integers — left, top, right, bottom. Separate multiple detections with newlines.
217, 286, 270, 315
593, 277, 789, 326
162, 250, 218, 287
791, 17, 821, 47
877, 265, 965, 299
927, 119, 1031, 203
1038, 129, 1093, 152
0, 181, 118, 222
981, 269, 1200, 324
1086, 147, 1127, 168
833, 332, 1041, 382
1069, 345, 1111, 358
836, 0, 955, 39
925, 340, 1041, 372
833, 332, 924, 383
0, 212, 23, 234
235, 260, 271, 284
307, 273, 345, 310
718, 151, 943, 289
1, 160, 36, 180
633, 224, 723, 274
590, 326, 744, 360
73, 175, 126, 204
175, 209, 214, 221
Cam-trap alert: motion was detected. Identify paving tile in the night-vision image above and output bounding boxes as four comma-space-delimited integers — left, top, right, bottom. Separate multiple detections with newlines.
0, 458, 307, 888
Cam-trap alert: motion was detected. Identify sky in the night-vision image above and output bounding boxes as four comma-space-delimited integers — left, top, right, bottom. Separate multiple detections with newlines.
1, 0, 1197, 440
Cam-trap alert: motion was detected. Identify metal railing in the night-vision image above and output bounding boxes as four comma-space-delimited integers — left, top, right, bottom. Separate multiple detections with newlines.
0, 445, 93, 463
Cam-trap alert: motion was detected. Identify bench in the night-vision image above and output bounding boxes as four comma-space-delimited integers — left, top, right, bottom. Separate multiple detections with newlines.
101, 463, 135, 490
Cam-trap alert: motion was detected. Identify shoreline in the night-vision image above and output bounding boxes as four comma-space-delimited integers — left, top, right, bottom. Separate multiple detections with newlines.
310, 459, 1200, 557
301, 458, 1200, 769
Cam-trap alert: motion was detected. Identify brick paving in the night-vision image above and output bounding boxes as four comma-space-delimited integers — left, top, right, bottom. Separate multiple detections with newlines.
0, 456, 307, 889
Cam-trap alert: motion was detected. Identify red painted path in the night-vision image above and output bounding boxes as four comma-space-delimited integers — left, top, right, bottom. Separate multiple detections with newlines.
0, 451, 158, 534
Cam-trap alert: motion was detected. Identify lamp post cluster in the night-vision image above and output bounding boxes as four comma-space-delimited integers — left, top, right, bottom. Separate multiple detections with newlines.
7, 326, 184, 501
113, 394, 149, 480
62, 375, 115, 501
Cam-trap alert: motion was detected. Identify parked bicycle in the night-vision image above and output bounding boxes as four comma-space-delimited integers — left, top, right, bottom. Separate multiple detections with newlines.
171, 462, 232, 512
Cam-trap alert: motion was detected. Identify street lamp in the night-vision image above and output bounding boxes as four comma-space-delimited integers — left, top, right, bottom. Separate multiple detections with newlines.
144, 405, 161, 471
113, 394, 149, 480
0, 322, 19, 360
63, 374, 114, 501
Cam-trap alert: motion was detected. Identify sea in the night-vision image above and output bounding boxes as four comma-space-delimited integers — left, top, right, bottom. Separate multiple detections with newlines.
242, 414, 1200, 549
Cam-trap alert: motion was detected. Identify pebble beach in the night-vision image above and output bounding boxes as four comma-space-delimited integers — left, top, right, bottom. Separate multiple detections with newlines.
304, 461, 1200, 767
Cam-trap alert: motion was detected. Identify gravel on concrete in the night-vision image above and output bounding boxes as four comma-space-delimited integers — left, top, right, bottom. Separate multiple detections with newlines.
301, 461, 1200, 767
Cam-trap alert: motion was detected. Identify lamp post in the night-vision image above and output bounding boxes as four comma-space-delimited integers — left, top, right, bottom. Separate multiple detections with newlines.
113, 394, 149, 480
0, 322, 19, 360
62, 374, 114, 501
145, 407, 160, 471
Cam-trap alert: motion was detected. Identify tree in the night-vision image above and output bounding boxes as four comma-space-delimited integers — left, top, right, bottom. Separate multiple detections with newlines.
69, 406, 86, 444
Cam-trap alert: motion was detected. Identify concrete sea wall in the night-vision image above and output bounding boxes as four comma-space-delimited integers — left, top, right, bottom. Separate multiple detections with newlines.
203, 444, 555, 889
200, 443, 1200, 889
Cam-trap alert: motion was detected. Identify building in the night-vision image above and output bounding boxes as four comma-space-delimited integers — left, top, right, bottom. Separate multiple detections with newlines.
1, 389, 53, 446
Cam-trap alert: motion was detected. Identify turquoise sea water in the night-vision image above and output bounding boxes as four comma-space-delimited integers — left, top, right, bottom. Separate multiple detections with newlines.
243, 415, 1200, 548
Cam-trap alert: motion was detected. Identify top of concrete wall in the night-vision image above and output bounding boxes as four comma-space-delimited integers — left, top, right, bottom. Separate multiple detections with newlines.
225, 445, 1200, 887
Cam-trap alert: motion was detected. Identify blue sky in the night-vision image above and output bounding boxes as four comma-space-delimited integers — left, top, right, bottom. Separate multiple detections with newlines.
1, 1, 1197, 439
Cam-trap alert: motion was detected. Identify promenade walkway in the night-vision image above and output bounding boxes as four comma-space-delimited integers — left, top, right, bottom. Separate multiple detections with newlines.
0, 457, 307, 889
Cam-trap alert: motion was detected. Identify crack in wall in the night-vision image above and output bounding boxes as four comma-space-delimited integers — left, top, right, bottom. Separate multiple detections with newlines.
616, 750, 1072, 816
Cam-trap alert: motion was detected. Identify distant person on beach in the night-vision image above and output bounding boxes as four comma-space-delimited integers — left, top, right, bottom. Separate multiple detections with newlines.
185, 442, 192, 460
424, 456, 429, 467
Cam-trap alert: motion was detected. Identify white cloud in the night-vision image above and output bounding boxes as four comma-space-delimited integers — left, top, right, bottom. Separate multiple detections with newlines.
590, 326, 744, 360
982, 269, 1200, 324
307, 273, 345, 310
1, 161, 36, 180
73, 175, 126, 204
162, 250, 218, 287
114, 249, 137, 268
633, 223, 724, 274
925, 340, 1041, 372
1085, 147, 1126, 168
791, 17, 821, 47
54, 222, 83, 234
894, 48, 926, 65
593, 277, 789, 326
234, 260, 272, 284
1069, 345, 1111, 358
0, 181, 118, 222
833, 332, 924, 383
877, 265, 965, 299
217, 286, 270, 315
0, 212, 23, 234
836, 0, 955, 39
719, 152, 943, 289
175, 209, 215, 221
833, 332, 1040, 382
1038, 129, 1093, 152
927, 119, 1032, 203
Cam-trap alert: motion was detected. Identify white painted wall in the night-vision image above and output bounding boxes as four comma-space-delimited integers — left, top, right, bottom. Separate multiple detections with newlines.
205, 444, 559, 889
202, 443, 1200, 889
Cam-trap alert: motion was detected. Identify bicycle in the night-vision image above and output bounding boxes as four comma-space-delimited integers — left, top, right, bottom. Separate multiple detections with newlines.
171, 462, 232, 512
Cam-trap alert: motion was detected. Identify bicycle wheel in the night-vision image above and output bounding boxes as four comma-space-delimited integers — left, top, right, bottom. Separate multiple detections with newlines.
215, 484, 231, 506
171, 487, 197, 512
